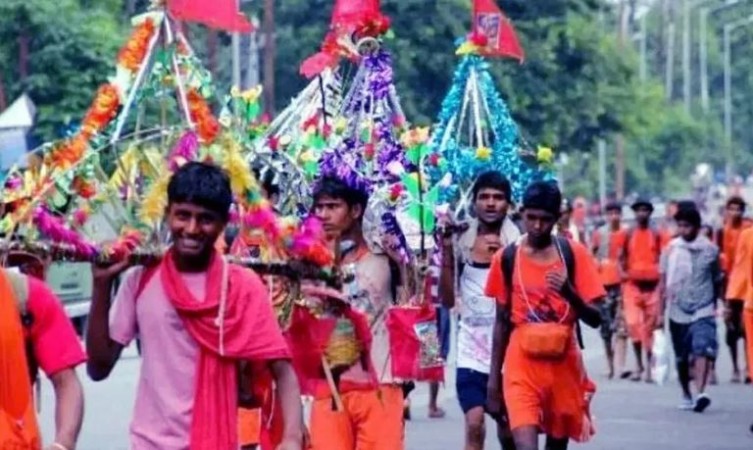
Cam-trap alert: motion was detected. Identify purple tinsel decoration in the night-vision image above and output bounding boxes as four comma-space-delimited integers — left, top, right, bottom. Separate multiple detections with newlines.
343, 50, 394, 118
381, 212, 410, 264
169, 131, 199, 170
374, 119, 411, 183
317, 138, 372, 194
366, 50, 393, 101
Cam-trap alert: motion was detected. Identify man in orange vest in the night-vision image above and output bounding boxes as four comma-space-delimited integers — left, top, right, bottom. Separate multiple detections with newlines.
0, 254, 86, 450
622, 199, 664, 383
724, 224, 753, 432
718, 196, 753, 383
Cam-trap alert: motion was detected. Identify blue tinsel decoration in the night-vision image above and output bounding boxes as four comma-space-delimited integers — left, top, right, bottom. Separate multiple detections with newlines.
428, 55, 554, 204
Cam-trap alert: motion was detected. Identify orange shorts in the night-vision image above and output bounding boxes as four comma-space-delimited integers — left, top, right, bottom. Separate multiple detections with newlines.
745, 310, 753, 381
503, 330, 593, 442
238, 408, 260, 446
309, 385, 404, 450
623, 282, 659, 348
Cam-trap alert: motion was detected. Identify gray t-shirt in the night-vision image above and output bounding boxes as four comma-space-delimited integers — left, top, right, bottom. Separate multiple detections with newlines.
660, 236, 720, 324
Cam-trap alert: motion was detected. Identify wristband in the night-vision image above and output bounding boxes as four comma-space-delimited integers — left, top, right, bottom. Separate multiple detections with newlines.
52, 443, 71, 450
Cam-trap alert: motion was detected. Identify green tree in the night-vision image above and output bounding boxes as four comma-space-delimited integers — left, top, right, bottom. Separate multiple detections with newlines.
0, 0, 125, 142
275, 0, 665, 155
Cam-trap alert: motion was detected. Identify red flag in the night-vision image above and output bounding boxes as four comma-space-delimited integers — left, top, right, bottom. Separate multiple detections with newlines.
168, 0, 253, 33
331, 0, 380, 28
472, 0, 524, 61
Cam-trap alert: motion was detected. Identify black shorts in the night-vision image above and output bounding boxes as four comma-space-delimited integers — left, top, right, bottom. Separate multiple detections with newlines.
670, 317, 718, 362
725, 301, 745, 342
598, 284, 622, 341
456, 368, 489, 414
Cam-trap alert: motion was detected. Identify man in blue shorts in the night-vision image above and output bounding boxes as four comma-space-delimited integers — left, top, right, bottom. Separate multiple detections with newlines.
658, 206, 721, 413
438, 171, 519, 450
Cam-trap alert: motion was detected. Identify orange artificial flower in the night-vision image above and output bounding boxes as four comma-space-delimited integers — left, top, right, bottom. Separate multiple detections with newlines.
49, 134, 89, 170
187, 89, 220, 143
81, 84, 120, 136
118, 19, 156, 72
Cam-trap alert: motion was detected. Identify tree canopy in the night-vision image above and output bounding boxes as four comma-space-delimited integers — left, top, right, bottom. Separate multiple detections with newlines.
0, 0, 747, 198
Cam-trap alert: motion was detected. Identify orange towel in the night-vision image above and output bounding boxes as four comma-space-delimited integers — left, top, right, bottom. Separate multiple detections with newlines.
0, 270, 42, 449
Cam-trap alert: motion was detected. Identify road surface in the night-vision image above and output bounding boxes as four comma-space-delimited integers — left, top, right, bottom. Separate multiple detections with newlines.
38, 324, 753, 449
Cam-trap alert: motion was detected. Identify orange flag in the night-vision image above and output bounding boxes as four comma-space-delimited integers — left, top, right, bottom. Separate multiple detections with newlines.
168, 0, 253, 33
472, 0, 524, 61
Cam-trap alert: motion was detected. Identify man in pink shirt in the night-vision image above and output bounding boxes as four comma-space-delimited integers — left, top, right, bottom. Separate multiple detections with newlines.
85, 162, 303, 450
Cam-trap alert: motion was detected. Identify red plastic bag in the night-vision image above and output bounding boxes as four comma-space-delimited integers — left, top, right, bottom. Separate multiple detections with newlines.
386, 303, 444, 382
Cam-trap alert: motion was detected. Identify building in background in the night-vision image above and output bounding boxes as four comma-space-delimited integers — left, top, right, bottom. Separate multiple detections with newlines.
0, 94, 36, 171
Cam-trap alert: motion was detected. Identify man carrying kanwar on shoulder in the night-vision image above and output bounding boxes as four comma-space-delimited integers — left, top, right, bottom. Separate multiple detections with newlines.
621, 198, 663, 382
307, 175, 408, 450
718, 196, 752, 383
485, 181, 603, 450
0, 251, 86, 450
438, 170, 520, 450
657, 206, 721, 413
86, 162, 303, 450
591, 201, 629, 380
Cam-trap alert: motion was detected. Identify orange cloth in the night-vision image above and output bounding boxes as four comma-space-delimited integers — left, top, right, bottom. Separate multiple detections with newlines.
308, 385, 404, 450
744, 310, 753, 381
622, 282, 659, 348
0, 271, 42, 449
720, 222, 753, 276
592, 229, 626, 286
239, 408, 261, 446
726, 227, 753, 304
486, 241, 606, 326
625, 228, 661, 282
485, 240, 604, 441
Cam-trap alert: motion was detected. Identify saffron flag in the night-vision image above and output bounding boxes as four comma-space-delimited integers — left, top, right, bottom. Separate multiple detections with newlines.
168, 0, 253, 33
472, 0, 524, 61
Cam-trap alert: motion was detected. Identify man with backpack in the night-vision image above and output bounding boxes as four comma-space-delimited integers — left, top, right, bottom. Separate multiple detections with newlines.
0, 254, 86, 450
86, 162, 303, 450
485, 181, 603, 450
438, 170, 520, 450
621, 198, 664, 383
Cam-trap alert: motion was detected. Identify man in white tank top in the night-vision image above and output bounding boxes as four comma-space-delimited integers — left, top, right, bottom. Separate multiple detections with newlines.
439, 171, 520, 450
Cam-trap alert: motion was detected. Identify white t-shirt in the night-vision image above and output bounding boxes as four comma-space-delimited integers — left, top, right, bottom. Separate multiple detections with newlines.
456, 262, 496, 374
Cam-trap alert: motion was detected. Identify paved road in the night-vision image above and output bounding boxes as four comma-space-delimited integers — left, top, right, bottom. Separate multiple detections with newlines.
39, 325, 753, 449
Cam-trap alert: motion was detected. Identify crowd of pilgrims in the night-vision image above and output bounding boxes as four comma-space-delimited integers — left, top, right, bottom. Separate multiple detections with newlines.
3, 162, 753, 450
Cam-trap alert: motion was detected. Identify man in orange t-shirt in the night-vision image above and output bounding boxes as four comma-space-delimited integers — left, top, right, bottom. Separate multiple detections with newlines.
622, 198, 663, 383
724, 225, 753, 432
718, 196, 752, 383
591, 201, 628, 379
485, 181, 603, 450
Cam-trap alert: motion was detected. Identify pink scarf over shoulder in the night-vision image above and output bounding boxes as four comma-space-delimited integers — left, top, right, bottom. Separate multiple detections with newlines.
160, 249, 290, 450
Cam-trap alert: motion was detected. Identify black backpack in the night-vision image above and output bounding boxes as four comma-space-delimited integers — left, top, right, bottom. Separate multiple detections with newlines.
500, 236, 585, 349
